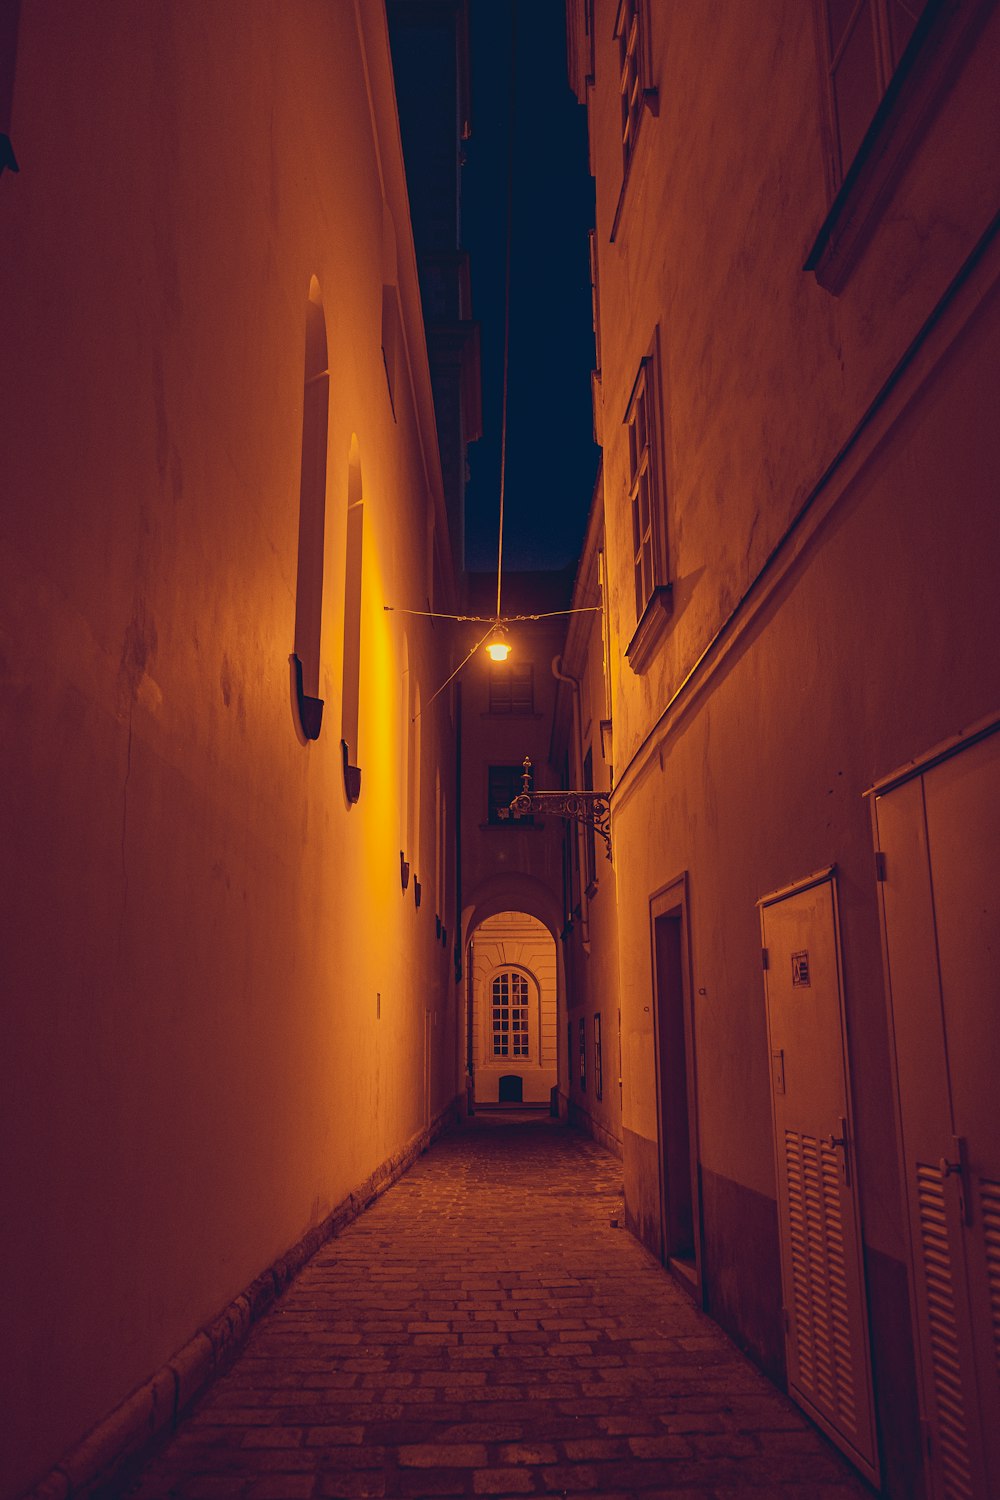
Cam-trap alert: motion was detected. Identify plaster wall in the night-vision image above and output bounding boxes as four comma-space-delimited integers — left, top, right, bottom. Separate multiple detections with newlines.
555, 522, 622, 1153
611, 285, 1000, 1227
587, 0, 1000, 775
0, 5, 460, 1494
572, 1, 1000, 1485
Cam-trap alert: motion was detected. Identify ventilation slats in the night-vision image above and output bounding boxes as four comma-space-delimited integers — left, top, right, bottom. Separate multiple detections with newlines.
980, 1178, 1000, 1377
915, 1164, 973, 1500
784, 1131, 857, 1432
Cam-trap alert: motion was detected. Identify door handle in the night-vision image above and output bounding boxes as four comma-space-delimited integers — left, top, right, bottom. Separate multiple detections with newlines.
824, 1117, 851, 1187
938, 1136, 973, 1228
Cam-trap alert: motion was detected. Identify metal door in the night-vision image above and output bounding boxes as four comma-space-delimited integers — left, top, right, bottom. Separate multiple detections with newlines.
872, 725, 1000, 1499
760, 871, 879, 1481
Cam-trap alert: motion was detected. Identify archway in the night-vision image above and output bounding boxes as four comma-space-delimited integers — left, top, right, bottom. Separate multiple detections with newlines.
461, 873, 565, 1113
466, 910, 557, 1107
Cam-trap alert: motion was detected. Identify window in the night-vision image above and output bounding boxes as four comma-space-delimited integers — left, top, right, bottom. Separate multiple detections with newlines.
341, 435, 364, 802
623, 349, 672, 672
488, 662, 533, 716
628, 359, 657, 617
615, 0, 644, 173
610, 0, 657, 242
578, 1017, 587, 1090
806, 0, 974, 292
292, 278, 329, 742
582, 748, 597, 894
488, 764, 533, 826
594, 1013, 603, 1100
588, 229, 602, 377
821, 0, 928, 186
492, 970, 530, 1059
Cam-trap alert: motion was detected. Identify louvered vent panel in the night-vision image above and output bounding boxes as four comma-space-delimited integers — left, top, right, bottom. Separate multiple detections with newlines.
783, 1131, 856, 1432
915, 1163, 973, 1500
980, 1177, 1000, 1377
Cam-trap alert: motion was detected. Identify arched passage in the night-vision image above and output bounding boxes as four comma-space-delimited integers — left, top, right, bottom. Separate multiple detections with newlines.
466, 909, 558, 1107
462, 873, 565, 1109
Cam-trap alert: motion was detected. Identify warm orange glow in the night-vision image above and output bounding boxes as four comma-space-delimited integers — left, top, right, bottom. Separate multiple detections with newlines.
486, 624, 511, 661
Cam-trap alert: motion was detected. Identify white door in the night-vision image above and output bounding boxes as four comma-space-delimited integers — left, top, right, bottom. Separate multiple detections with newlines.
873, 726, 1000, 1500
760, 871, 879, 1481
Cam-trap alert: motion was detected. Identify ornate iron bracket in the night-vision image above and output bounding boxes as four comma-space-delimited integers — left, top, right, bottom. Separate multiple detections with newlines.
497, 756, 612, 861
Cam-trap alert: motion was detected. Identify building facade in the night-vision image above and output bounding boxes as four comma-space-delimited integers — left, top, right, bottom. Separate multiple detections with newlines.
551, 483, 623, 1157
0, 5, 471, 1495
458, 571, 572, 1108
566, 1, 1000, 1495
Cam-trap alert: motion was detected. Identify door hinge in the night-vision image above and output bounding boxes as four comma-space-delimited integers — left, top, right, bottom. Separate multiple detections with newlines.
874, 850, 887, 882
781, 1305, 790, 1333
920, 1417, 932, 1458
761, 947, 769, 970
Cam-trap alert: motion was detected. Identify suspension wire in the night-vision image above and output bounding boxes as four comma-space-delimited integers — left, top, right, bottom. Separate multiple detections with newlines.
384, 605, 601, 622
413, 623, 498, 722
495, 0, 517, 624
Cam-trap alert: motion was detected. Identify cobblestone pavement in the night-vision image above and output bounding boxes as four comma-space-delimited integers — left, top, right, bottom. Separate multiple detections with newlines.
122, 1114, 871, 1500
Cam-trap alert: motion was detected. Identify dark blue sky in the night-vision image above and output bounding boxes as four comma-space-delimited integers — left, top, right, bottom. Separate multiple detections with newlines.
462, 0, 598, 573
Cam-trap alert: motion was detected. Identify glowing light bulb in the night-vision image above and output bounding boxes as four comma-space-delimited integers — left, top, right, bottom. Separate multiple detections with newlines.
486, 626, 511, 662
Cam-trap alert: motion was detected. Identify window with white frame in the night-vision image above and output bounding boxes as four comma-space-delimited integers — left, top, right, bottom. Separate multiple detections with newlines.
626, 355, 664, 620
492, 970, 530, 1059
615, 0, 644, 173
820, 0, 929, 186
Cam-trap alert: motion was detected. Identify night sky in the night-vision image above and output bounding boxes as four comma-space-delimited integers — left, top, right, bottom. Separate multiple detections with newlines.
461, 0, 598, 574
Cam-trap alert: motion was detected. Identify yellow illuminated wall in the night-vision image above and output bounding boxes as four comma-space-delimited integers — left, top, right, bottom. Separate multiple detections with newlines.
0, 5, 461, 1494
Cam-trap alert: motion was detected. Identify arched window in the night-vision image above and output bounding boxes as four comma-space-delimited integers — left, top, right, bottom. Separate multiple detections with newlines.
292, 277, 329, 741
408, 677, 421, 883
399, 634, 410, 888
434, 770, 443, 923
341, 435, 363, 801
491, 970, 531, 1060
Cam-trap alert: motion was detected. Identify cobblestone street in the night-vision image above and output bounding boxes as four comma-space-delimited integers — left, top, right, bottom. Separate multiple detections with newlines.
122, 1115, 871, 1500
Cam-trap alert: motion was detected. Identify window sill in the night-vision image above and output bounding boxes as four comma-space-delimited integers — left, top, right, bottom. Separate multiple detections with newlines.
625, 584, 673, 673
805, 0, 992, 294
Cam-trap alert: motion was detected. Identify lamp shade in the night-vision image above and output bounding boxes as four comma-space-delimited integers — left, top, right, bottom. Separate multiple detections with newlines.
486, 625, 511, 661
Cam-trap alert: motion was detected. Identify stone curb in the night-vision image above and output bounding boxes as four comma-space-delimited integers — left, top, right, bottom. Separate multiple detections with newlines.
20, 1098, 461, 1500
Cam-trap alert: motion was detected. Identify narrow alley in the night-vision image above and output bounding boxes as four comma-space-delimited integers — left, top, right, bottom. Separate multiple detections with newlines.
6, 6, 1000, 1497
122, 1117, 869, 1500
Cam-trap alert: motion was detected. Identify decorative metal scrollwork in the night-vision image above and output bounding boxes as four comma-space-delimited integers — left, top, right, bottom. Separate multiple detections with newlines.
497, 756, 612, 861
